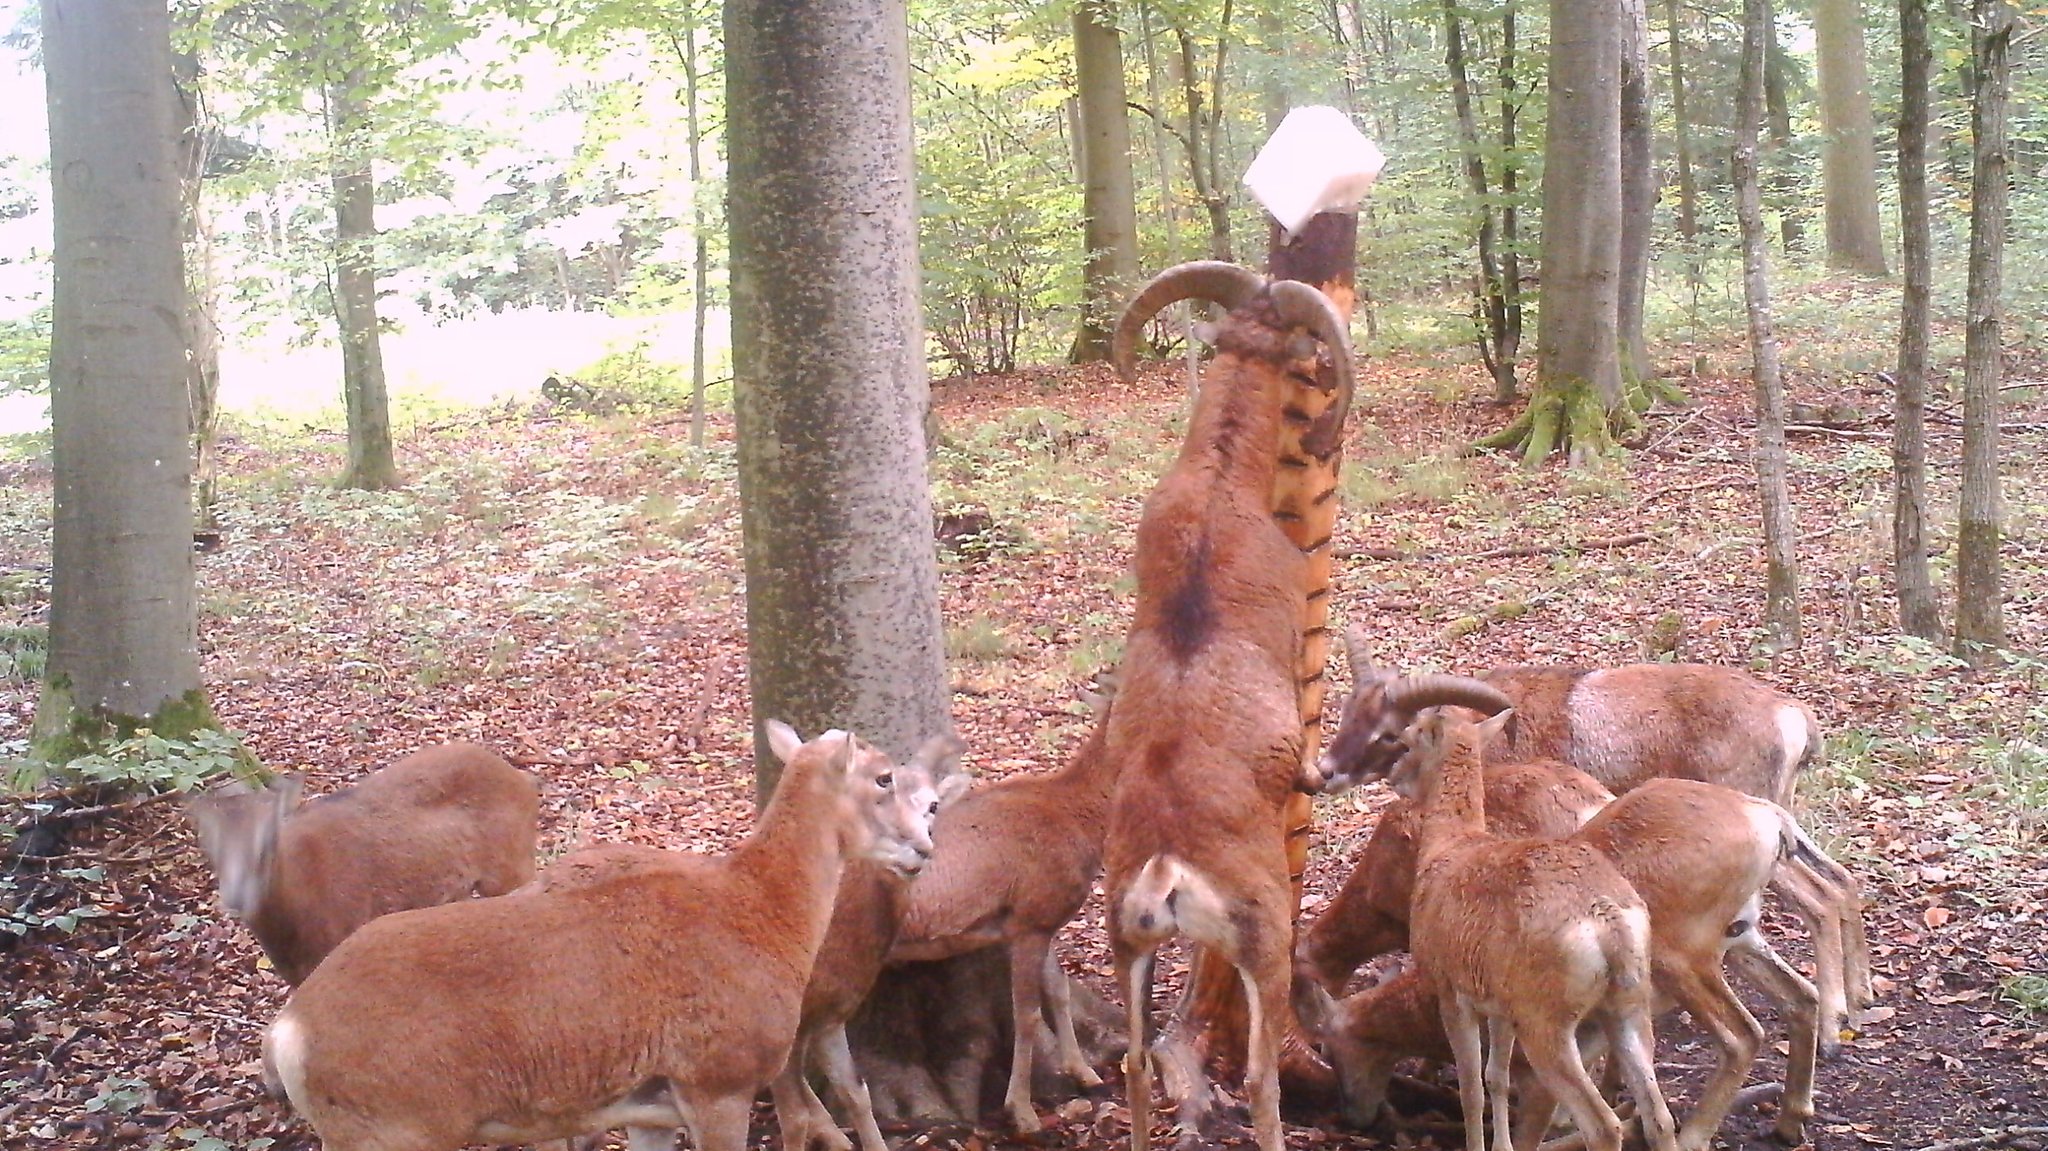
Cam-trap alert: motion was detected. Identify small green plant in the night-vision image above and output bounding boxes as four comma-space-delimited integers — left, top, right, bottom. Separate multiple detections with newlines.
0, 866, 109, 937
947, 616, 1012, 662
23, 727, 251, 795
2001, 973, 2048, 1016
83, 1074, 151, 1116
0, 622, 47, 685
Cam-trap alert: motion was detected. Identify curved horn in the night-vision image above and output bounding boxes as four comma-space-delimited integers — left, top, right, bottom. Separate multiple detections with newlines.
1342, 622, 1374, 674
1111, 261, 1265, 382
1379, 673, 1514, 720
1267, 279, 1357, 455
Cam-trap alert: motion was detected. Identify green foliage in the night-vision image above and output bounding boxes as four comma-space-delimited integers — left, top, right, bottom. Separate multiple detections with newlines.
0, 621, 46, 686
15, 727, 250, 796
0, 865, 109, 938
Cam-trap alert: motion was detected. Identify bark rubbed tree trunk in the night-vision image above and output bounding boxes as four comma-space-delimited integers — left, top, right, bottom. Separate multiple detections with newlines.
327, 74, 401, 491
1953, 0, 2012, 663
678, 3, 712, 449
32, 0, 218, 759
1813, 0, 1890, 275
1498, 2, 1522, 384
1893, 0, 1941, 639
1736, 0, 1802, 652
726, 0, 953, 784
1481, 0, 1623, 466
1070, 1, 1143, 364
1615, 0, 1655, 387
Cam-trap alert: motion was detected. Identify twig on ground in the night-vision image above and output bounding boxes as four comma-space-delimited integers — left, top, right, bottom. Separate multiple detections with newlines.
1647, 476, 1749, 498
1910, 1127, 2048, 1151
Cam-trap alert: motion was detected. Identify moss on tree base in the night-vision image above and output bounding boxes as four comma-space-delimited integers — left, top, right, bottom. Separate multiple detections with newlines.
27, 681, 228, 773
1475, 374, 1623, 467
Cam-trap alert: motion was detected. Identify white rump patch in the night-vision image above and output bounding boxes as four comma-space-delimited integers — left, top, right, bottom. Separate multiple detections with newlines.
1775, 704, 1811, 769
266, 1015, 310, 1111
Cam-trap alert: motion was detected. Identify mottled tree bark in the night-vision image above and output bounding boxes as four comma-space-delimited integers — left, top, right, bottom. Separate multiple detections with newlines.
1665, 0, 1700, 243
1953, 0, 2013, 662
1443, 0, 1518, 402
1070, 1, 1143, 364
32, 0, 216, 758
1763, 8, 1804, 252
678, 2, 712, 449
726, 0, 953, 784
1813, 0, 1889, 274
1893, 0, 1941, 639
1616, 0, 1655, 386
327, 73, 401, 491
1736, 0, 1802, 652
1483, 0, 1622, 466
172, 49, 224, 533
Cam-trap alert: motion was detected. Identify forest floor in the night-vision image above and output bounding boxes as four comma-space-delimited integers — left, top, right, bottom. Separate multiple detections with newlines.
2, 298, 2046, 1151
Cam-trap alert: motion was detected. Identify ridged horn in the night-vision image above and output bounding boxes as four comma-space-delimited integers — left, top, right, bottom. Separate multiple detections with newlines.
1111, 261, 1265, 382
1267, 279, 1357, 455
1342, 623, 1374, 675
1379, 673, 1514, 720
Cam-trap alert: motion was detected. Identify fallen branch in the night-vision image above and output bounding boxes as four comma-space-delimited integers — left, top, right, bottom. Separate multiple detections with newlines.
1785, 423, 1891, 440
1341, 532, 1662, 564
1467, 532, 1658, 561
1647, 476, 1749, 498
1910, 1127, 2048, 1151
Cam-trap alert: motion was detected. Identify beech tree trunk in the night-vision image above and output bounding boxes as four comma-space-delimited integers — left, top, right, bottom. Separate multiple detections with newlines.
1665, 0, 1699, 243
726, 0, 952, 783
327, 73, 401, 491
1443, 0, 1518, 402
172, 49, 224, 534
1615, 0, 1654, 386
1813, 0, 1889, 275
1763, 10, 1804, 252
679, 2, 712, 449
32, 0, 218, 760
1485, 0, 1623, 466
1173, 4, 1235, 262
1070, 1, 1143, 364
1893, 0, 1940, 639
1953, 0, 2013, 662
1736, 0, 1802, 652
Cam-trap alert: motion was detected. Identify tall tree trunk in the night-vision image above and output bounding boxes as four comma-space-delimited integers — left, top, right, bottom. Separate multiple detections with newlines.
327, 74, 401, 491
172, 49, 224, 534
1498, 2, 1522, 382
1893, 0, 1941, 639
1736, 0, 1802, 652
1482, 0, 1622, 466
1664, 0, 1700, 243
1173, 3, 1235, 262
679, 4, 712, 449
1953, 0, 2012, 662
1615, 0, 1655, 387
1443, 0, 1516, 403
1763, 10, 1804, 252
1138, 2, 1181, 264
1256, 7, 1289, 133
32, 0, 218, 760
1070, 1, 1143, 364
726, 0, 952, 784
1812, 0, 1890, 275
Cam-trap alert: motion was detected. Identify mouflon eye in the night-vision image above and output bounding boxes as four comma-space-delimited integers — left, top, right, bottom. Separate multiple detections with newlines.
875, 773, 894, 790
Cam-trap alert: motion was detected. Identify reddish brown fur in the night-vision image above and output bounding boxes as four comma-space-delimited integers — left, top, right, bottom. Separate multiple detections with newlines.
1102, 294, 1332, 1151
1400, 711, 1678, 1151
1305, 758, 1842, 1149
186, 742, 538, 986
885, 692, 1117, 1130
520, 736, 961, 1151
1322, 662, 1822, 809
264, 731, 913, 1151
1299, 760, 1613, 991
